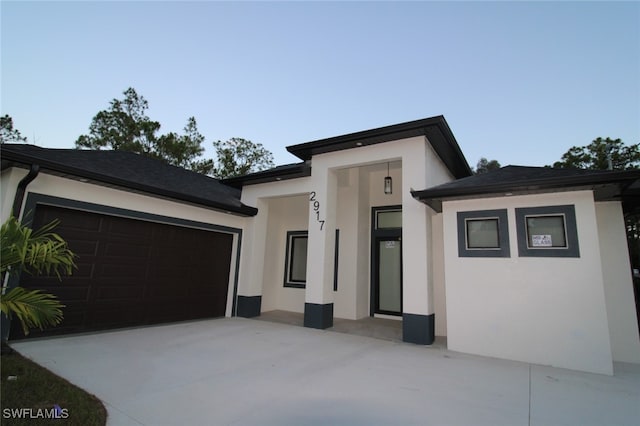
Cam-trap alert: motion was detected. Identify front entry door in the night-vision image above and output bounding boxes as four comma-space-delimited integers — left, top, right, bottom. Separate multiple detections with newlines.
375, 236, 402, 315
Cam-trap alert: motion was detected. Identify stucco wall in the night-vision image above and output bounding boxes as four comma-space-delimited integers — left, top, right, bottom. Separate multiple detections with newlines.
240, 136, 455, 325
1, 168, 23, 221
432, 213, 447, 337
443, 191, 614, 375
596, 202, 640, 363
261, 195, 309, 313
3, 169, 247, 317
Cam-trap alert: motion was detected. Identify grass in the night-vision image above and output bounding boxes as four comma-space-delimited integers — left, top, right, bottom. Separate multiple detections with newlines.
1, 347, 107, 426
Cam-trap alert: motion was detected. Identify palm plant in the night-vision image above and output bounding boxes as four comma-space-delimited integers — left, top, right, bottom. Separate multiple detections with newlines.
1, 216, 76, 335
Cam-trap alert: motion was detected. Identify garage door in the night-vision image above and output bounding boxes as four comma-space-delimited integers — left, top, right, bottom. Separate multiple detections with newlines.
10, 205, 234, 339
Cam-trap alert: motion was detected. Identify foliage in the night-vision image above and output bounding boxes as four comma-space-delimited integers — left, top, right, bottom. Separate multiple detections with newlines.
75, 88, 213, 174
1, 216, 76, 335
551, 137, 640, 170
0, 114, 28, 144
156, 117, 214, 174
75, 87, 160, 154
474, 157, 501, 174
75, 87, 275, 177
1, 288, 65, 336
212, 137, 275, 179
1, 216, 76, 279
1, 351, 107, 425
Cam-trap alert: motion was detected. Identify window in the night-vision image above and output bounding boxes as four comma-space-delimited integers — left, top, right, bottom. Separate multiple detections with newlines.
516, 205, 579, 257
466, 218, 500, 249
525, 216, 566, 248
284, 231, 308, 288
375, 209, 402, 229
457, 209, 510, 257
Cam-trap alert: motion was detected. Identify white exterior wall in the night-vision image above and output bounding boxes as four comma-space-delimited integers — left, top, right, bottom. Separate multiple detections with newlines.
596, 202, 640, 363
443, 191, 614, 375
261, 195, 309, 313
237, 177, 311, 301
1, 168, 24, 221
2, 169, 247, 317
432, 213, 447, 337
355, 167, 372, 318
238, 136, 455, 324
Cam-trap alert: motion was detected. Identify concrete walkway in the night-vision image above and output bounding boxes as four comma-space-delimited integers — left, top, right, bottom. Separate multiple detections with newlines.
10, 318, 640, 426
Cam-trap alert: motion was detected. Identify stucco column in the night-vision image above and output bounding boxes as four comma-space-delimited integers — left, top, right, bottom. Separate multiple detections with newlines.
236, 198, 269, 317
402, 141, 435, 344
304, 165, 337, 329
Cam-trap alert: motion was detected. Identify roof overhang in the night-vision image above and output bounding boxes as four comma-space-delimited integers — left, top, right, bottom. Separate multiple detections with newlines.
412, 169, 640, 213
286, 115, 472, 179
1, 151, 258, 217
222, 162, 311, 189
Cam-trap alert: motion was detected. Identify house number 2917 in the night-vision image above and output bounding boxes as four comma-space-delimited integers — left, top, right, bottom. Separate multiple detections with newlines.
309, 191, 325, 231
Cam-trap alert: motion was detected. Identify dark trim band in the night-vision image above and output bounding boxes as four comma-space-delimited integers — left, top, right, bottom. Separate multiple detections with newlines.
304, 303, 333, 329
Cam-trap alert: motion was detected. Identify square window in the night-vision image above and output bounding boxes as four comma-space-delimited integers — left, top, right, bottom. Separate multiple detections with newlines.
284, 231, 308, 288
516, 205, 579, 257
466, 218, 500, 249
525, 215, 567, 248
457, 209, 510, 257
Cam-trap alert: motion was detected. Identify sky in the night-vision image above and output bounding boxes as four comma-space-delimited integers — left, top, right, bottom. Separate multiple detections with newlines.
1, 1, 639, 169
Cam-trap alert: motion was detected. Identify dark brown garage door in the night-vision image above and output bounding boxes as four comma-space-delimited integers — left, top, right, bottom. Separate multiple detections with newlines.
10, 205, 233, 339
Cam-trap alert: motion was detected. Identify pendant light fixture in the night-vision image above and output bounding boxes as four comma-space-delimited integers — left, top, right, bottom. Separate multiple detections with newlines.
384, 162, 392, 194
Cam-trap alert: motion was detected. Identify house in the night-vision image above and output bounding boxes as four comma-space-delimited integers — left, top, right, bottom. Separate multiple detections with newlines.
2, 115, 639, 375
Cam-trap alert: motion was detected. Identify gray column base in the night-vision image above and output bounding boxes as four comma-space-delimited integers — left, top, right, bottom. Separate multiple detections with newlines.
403, 313, 435, 345
236, 296, 262, 318
304, 303, 333, 329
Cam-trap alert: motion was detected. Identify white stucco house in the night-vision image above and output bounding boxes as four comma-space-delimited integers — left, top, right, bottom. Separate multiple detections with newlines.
2, 115, 639, 375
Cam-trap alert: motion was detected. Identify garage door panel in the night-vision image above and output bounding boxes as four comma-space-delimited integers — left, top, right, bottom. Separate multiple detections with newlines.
65, 239, 100, 257
98, 263, 148, 280
89, 309, 146, 329
106, 219, 153, 239
51, 286, 92, 302
10, 205, 233, 340
146, 284, 186, 299
148, 265, 190, 281
103, 242, 150, 258
40, 208, 103, 233
69, 262, 97, 279
95, 285, 145, 302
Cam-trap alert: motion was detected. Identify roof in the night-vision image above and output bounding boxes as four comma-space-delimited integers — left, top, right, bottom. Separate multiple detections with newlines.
0, 144, 258, 216
222, 162, 311, 189
228, 115, 472, 187
412, 165, 640, 212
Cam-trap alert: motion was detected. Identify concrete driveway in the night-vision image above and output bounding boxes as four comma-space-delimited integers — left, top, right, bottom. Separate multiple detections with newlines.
10, 318, 640, 426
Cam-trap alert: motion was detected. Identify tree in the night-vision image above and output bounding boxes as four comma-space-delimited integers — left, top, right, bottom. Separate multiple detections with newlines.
1, 217, 76, 336
75, 88, 212, 173
76, 88, 275, 178
0, 115, 27, 144
156, 117, 214, 174
76, 88, 160, 154
474, 157, 501, 174
551, 137, 640, 170
212, 137, 275, 179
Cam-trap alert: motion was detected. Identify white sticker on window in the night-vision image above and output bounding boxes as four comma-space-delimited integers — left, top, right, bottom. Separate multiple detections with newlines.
531, 235, 552, 247
385, 241, 396, 249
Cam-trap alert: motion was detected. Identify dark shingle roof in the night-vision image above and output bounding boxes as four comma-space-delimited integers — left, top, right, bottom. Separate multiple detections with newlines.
222, 162, 311, 189
226, 115, 473, 188
1, 144, 257, 216
286, 115, 472, 179
412, 165, 640, 212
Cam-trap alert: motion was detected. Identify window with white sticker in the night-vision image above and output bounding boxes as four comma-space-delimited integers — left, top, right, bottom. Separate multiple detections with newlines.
516, 205, 579, 257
